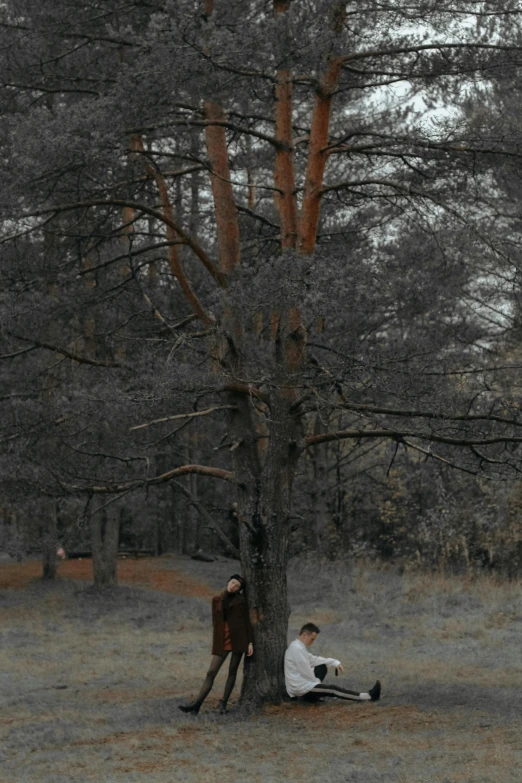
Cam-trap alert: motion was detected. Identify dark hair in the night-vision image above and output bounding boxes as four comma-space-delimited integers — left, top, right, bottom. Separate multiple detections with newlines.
299, 622, 320, 636
228, 574, 246, 591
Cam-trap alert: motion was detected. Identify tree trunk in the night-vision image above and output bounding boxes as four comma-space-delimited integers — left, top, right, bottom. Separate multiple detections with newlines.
238, 481, 294, 708
240, 534, 290, 708
41, 512, 58, 580
91, 508, 120, 588
187, 440, 202, 551
310, 415, 331, 554
154, 514, 161, 556
234, 393, 300, 709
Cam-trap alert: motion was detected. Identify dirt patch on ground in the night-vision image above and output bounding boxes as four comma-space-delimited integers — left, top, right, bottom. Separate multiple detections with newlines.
264, 702, 439, 732
0, 561, 42, 589
91, 686, 182, 704
0, 557, 213, 598
66, 723, 211, 776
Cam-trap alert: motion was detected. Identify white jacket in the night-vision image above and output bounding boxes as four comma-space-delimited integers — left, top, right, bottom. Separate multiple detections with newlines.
284, 638, 341, 697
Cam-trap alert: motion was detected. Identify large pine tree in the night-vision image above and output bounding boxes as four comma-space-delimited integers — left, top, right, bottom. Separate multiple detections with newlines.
2, 0, 522, 708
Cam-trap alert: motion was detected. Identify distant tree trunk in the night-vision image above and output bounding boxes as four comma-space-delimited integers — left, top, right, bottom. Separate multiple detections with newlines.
187, 440, 201, 551
310, 415, 331, 553
334, 438, 345, 545
154, 514, 161, 556
91, 508, 120, 588
41, 511, 57, 580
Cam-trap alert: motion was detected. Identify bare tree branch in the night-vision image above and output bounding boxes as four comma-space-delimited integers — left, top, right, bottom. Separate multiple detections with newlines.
130, 405, 238, 431
341, 41, 522, 65
0, 345, 39, 361
129, 118, 284, 149
318, 401, 522, 429
305, 429, 522, 449
170, 480, 239, 556
22, 199, 226, 288
8, 333, 121, 368
400, 439, 487, 478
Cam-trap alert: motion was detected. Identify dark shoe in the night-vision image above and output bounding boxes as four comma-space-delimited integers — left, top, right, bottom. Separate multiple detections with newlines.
369, 680, 381, 702
178, 701, 201, 714
218, 699, 228, 714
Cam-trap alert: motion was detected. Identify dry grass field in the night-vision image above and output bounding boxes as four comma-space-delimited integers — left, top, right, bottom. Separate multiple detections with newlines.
1, 554, 521, 783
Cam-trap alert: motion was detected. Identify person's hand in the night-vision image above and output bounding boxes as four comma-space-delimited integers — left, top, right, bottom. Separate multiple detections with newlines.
247, 643, 254, 657
337, 663, 344, 674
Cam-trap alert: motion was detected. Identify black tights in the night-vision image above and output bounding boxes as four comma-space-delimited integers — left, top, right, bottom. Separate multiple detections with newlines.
195, 652, 243, 706
303, 664, 362, 702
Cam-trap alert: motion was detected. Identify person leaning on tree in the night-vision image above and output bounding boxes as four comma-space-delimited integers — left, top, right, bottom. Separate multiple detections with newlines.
179, 574, 253, 715
285, 623, 381, 703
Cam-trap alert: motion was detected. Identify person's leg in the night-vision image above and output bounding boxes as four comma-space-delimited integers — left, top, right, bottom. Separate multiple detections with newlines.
309, 679, 381, 703
219, 652, 243, 712
179, 654, 228, 714
302, 664, 328, 702
314, 664, 328, 682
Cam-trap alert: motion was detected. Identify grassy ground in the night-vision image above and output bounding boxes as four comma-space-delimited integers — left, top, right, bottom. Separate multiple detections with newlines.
1, 554, 521, 783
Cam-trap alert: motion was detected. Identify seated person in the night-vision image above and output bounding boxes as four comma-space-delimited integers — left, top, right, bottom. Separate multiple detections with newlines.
284, 622, 381, 703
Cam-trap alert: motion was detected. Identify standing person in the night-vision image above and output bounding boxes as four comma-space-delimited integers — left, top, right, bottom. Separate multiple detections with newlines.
285, 623, 381, 703
179, 574, 253, 715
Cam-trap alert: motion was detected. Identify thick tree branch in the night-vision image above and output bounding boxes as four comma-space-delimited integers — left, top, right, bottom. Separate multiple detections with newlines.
64, 464, 236, 495
319, 402, 522, 429
305, 429, 522, 449
132, 135, 214, 325
204, 101, 241, 274
274, 68, 298, 250
297, 4, 346, 254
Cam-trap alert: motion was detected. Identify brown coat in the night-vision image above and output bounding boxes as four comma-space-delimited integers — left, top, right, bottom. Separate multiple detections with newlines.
211, 592, 253, 655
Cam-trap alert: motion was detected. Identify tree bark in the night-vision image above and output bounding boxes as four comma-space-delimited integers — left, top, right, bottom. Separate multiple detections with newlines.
202, 3, 304, 709
204, 101, 241, 274
297, 2, 346, 254
298, 57, 342, 255
237, 403, 298, 709
91, 507, 120, 588
225, 375, 302, 708
274, 69, 297, 250
310, 415, 331, 553
239, 506, 291, 709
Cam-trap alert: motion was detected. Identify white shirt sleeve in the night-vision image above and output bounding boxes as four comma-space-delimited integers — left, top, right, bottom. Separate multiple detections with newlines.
307, 651, 341, 669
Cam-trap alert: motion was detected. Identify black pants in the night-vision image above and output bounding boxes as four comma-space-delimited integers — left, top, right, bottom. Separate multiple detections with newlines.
303, 664, 362, 702
194, 652, 243, 706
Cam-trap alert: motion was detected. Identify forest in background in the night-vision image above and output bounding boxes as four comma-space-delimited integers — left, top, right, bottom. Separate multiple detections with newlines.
3, 0, 522, 706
